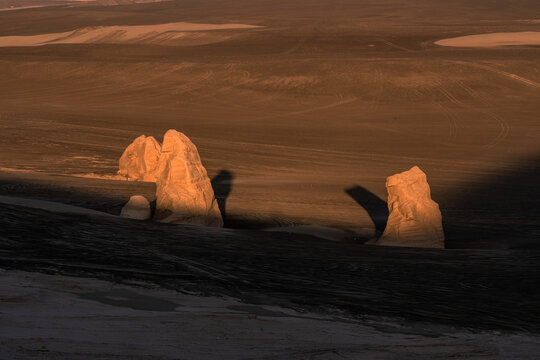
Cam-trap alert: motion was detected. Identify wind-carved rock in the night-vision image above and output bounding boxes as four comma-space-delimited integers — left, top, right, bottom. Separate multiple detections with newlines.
375, 166, 444, 248
154, 129, 223, 227
118, 135, 161, 182
120, 195, 151, 220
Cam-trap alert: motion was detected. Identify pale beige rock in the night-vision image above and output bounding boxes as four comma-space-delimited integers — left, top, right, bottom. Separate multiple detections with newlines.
118, 135, 161, 181
154, 129, 223, 227
120, 195, 151, 220
375, 166, 444, 248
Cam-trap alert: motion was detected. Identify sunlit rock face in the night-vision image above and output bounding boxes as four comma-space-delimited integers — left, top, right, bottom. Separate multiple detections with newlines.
154, 130, 223, 227
118, 135, 161, 181
375, 166, 444, 248
120, 195, 151, 220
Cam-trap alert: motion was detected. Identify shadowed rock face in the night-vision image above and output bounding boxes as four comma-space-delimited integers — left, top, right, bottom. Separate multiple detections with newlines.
120, 195, 151, 220
375, 166, 444, 248
154, 130, 223, 227
118, 135, 162, 182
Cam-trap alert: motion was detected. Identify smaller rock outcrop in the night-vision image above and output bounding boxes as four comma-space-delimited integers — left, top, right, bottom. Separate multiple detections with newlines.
120, 195, 151, 220
118, 135, 161, 182
154, 129, 223, 227
375, 166, 444, 248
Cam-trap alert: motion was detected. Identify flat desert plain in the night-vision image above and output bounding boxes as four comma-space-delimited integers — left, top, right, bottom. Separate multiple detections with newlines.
1, 0, 540, 358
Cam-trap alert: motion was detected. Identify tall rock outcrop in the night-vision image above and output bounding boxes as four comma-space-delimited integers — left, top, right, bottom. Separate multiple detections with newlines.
375, 166, 444, 248
120, 195, 151, 220
118, 135, 161, 182
153, 129, 223, 227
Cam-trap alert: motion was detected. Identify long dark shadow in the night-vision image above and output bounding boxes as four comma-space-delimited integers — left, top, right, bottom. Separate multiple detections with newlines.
211, 170, 234, 219
345, 185, 388, 236
440, 154, 540, 249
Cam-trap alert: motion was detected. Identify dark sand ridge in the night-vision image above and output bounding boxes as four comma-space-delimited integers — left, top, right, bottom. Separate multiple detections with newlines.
1, 200, 540, 332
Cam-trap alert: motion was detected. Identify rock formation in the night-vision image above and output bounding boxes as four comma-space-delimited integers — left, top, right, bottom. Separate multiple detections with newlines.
153, 129, 223, 227
120, 195, 151, 220
118, 135, 161, 182
375, 166, 444, 248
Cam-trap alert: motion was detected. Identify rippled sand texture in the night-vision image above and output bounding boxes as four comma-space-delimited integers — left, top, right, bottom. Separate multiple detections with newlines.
0, 22, 261, 46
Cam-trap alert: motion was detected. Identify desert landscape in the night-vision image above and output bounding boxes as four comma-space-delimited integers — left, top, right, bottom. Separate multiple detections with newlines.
1, 0, 539, 358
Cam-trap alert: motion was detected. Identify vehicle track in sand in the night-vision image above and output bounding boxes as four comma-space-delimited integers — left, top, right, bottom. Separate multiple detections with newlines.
431, 77, 511, 150
379, 38, 412, 52
246, 93, 358, 123
448, 60, 540, 88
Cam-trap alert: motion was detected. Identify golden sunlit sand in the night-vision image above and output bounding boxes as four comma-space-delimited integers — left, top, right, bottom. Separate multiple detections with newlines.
436, 31, 540, 47
0, 22, 261, 46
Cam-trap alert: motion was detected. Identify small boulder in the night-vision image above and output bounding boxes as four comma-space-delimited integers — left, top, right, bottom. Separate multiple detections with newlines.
154, 129, 223, 227
120, 195, 151, 220
375, 166, 444, 248
118, 135, 161, 182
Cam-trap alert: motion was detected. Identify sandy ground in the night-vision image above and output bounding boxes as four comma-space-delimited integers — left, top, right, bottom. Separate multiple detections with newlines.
0, 2, 537, 249
0, 22, 261, 46
436, 31, 540, 47
0, 1, 540, 357
0, 0, 169, 11
2, 270, 539, 359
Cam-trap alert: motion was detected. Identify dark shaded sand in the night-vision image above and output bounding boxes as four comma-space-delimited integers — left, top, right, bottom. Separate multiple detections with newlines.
4, 271, 540, 359
1, 201, 540, 333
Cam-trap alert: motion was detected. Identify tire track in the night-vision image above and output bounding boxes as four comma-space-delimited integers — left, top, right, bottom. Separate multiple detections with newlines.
448, 60, 540, 88
379, 39, 412, 52
433, 80, 511, 149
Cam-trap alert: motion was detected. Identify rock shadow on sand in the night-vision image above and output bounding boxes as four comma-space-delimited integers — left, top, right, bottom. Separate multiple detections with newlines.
440, 154, 540, 249
345, 185, 388, 236
211, 170, 234, 219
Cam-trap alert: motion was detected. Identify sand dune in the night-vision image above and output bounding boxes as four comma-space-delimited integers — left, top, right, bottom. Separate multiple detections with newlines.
0, 0, 173, 11
0, 22, 261, 47
436, 31, 540, 47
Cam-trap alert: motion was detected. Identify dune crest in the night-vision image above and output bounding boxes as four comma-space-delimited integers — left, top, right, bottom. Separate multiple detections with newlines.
0, 22, 261, 47
435, 31, 540, 47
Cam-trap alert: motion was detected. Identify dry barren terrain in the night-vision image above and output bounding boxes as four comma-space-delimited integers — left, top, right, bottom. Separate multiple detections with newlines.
1, 1, 540, 357
1, 1, 539, 248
